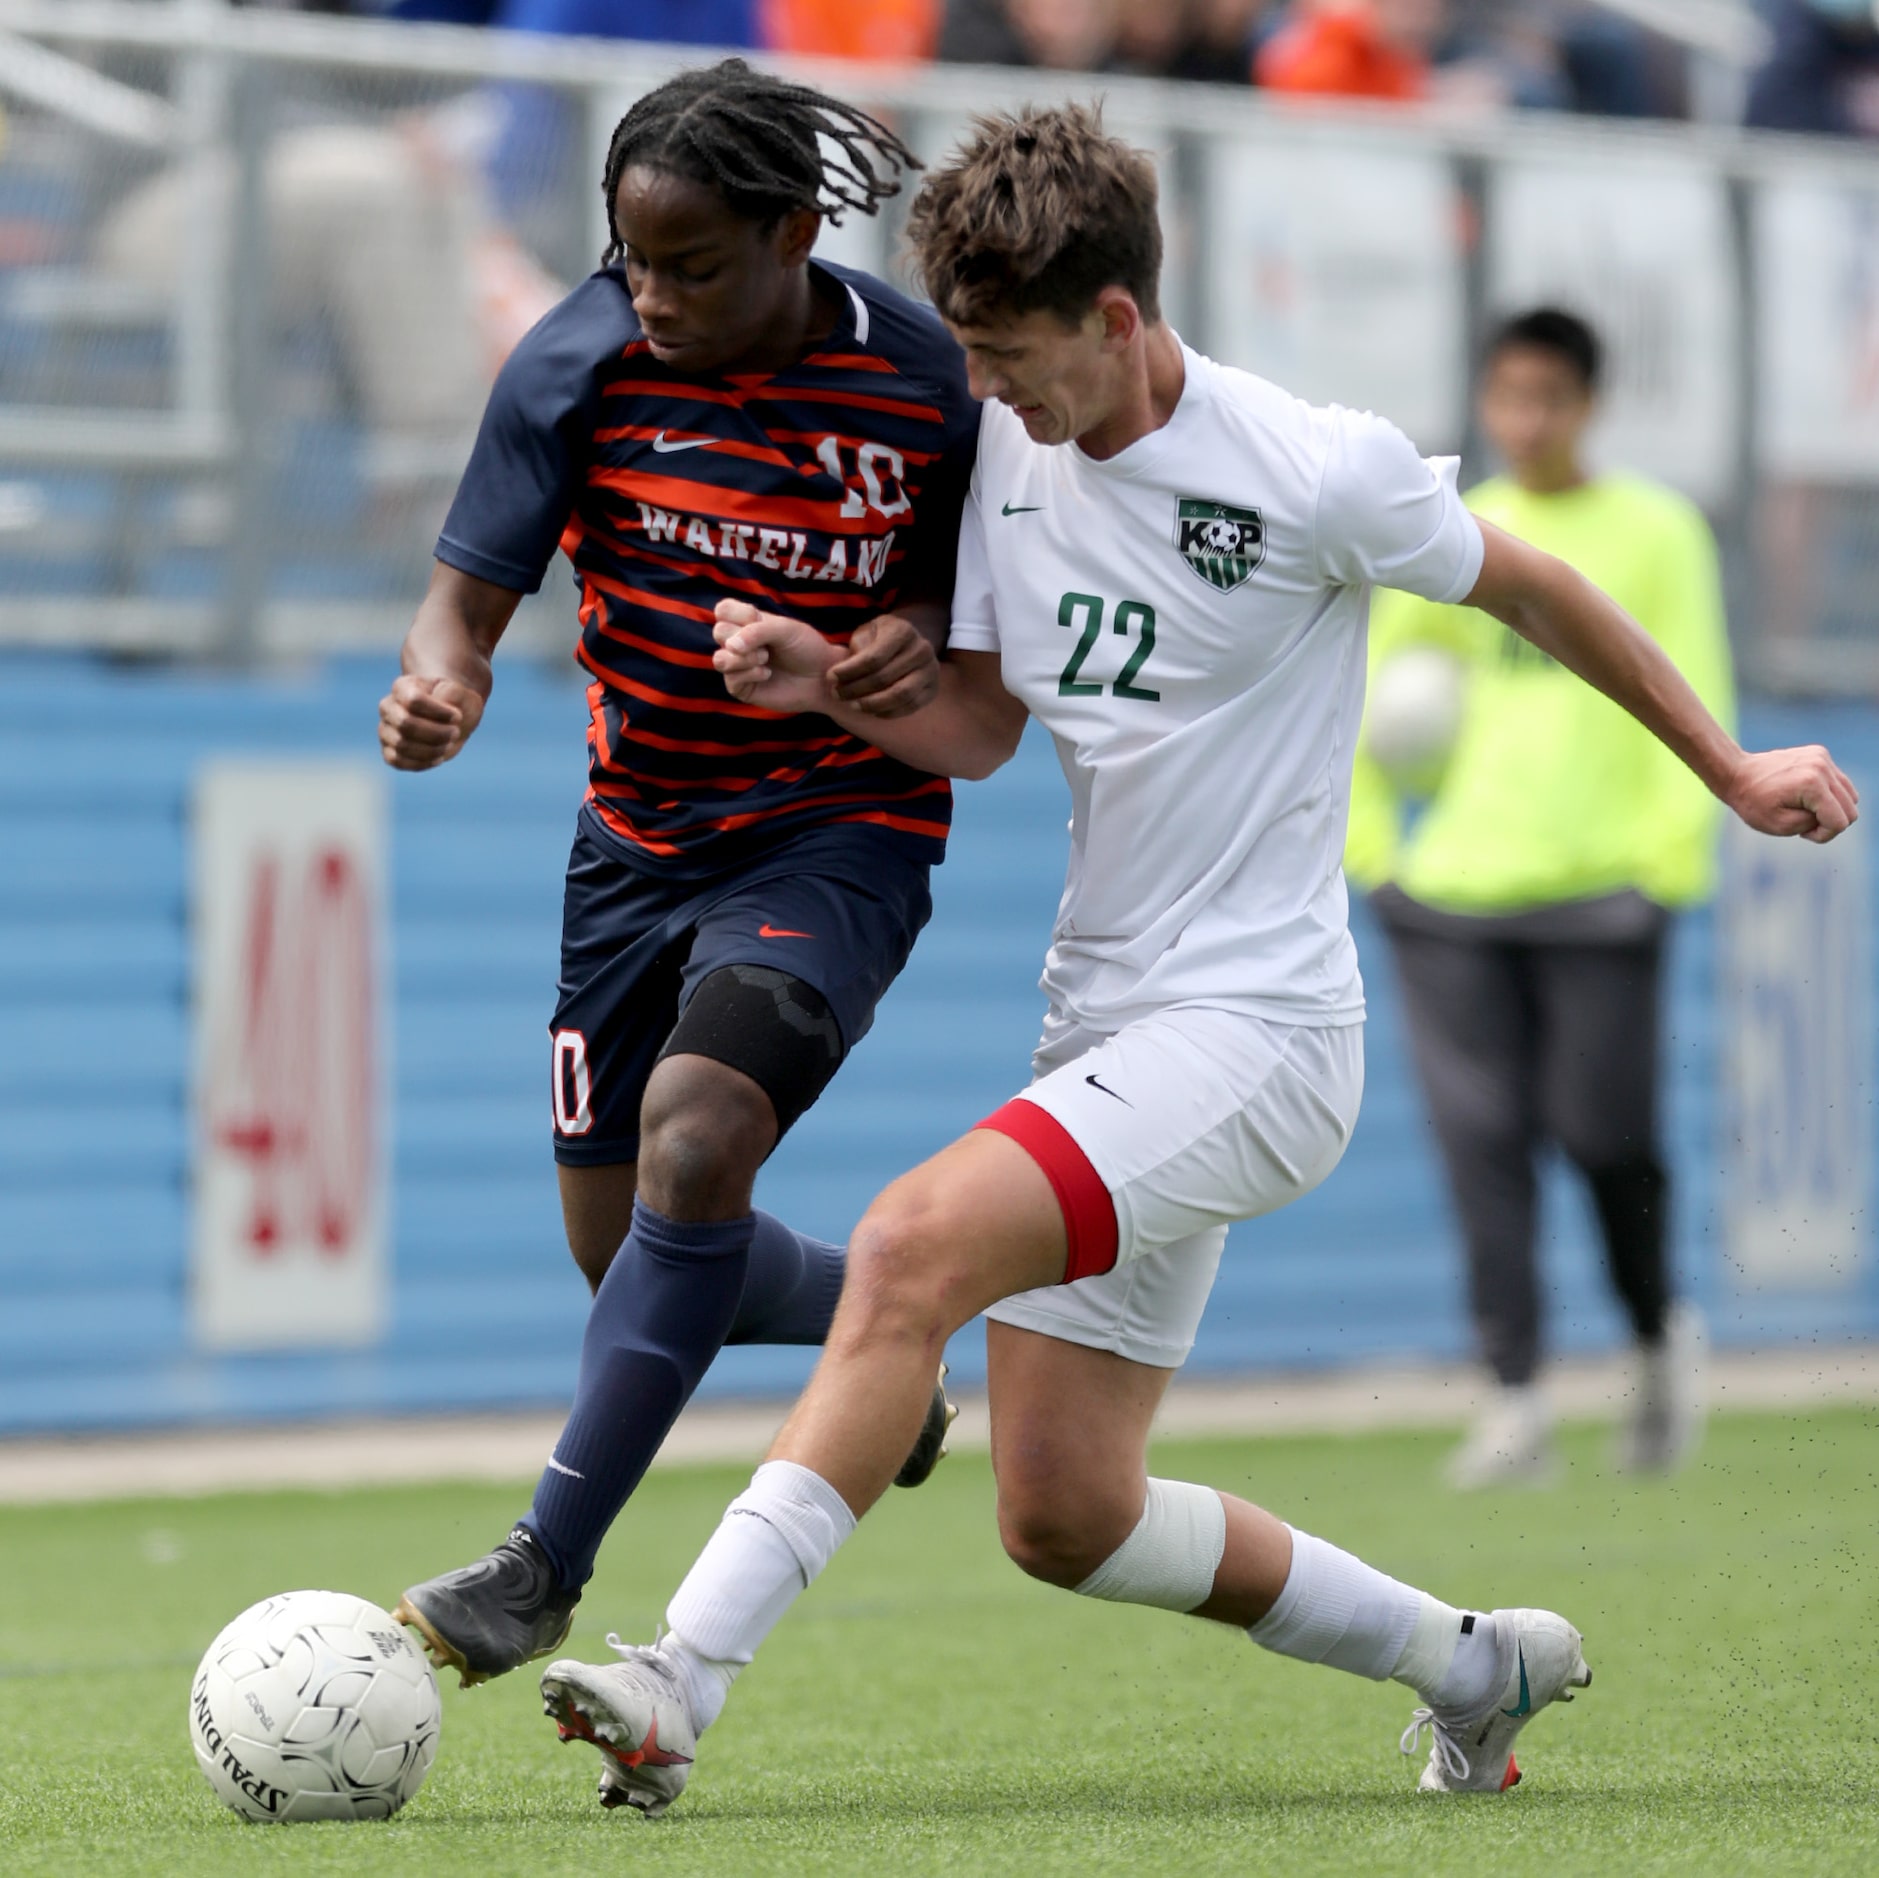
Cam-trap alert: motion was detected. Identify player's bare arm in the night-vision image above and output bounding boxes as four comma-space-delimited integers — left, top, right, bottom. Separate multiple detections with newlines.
1466, 519, 1858, 843
829, 600, 947, 720
379, 562, 522, 771
714, 598, 1027, 779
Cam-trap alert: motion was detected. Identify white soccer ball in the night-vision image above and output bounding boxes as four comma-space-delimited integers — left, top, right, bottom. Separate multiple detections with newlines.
1364, 645, 1468, 792
1202, 517, 1242, 553
187, 1590, 441, 1823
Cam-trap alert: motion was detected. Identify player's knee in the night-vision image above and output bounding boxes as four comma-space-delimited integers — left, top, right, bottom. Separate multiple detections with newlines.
996, 1481, 1141, 1589
1440, 1103, 1529, 1171
1557, 1131, 1659, 1182
838, 1188, 969, 1349
637, 1064, 774, 1217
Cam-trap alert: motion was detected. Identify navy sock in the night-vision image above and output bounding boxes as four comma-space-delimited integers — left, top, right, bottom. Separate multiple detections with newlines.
725, 1210, 845, 1346
522, 1198, 752, 1590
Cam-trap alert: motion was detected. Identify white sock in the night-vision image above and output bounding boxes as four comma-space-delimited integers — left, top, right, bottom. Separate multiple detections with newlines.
1247, 1526, 1496, 1707
1424, 1610, 1503, 1712
659, 1459, 856, 1732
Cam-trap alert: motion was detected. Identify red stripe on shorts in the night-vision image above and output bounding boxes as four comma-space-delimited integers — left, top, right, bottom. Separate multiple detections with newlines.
975, 1098, 1118, 1284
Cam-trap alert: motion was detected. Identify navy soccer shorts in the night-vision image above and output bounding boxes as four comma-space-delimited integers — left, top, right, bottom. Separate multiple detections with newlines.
548, 816, 933, 1166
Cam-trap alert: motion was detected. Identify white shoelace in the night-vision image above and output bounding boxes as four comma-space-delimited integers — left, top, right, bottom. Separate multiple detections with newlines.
603, 1629, 669, 1673
1399, 1708, 1472, 1785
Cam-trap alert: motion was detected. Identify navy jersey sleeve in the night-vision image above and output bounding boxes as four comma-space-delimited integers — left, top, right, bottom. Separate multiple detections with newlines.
897, 360, 979, 607
434, 270, 636, 594
831, 266, 981, 610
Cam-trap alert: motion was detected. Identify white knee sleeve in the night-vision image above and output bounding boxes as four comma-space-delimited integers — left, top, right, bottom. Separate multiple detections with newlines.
1073, 1478, 1227, 1614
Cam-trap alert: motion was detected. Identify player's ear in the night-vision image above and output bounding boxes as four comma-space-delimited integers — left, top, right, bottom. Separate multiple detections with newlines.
1092, 286, 1140, 353
773, 208, 821, 270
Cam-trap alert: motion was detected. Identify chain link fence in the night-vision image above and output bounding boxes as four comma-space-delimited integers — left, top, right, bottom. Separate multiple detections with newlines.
1, 1, 1876, 689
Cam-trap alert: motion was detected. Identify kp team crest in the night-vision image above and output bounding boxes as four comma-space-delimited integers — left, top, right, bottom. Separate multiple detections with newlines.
1175, 498, 1265, 593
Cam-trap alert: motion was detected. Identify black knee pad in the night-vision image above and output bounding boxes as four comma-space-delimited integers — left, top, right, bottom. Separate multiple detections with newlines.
658, 965, 845, 1139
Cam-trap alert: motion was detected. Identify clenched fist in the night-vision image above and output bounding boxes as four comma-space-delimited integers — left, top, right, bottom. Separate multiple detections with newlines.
378, 673, 486, 771
1724, 745, 1859, 844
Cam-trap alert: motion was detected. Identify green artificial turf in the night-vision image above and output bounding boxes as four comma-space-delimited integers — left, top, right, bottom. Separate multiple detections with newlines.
1, 1409, 1875, 1875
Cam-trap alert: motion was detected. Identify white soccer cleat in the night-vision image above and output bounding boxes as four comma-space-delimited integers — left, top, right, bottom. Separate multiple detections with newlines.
1399, 1607, 1592, 1794
1443, 1387, 1559, 1491
1614, 1301, 1707, 1475
541, 1637, 698, 1817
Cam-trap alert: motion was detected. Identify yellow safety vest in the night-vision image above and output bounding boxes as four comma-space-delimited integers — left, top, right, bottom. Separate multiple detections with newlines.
1346, 472, 1736, 912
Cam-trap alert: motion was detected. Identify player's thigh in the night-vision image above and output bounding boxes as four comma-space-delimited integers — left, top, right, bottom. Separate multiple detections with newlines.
1532, 935, 1666, 1165
1007, 1008, 1364, 1267
840, 1129, 1068, 1331
986, 1318, 1174, 1559
676, 827, 933, 1138
1384, 922, 1539, 1156
549, 826, 689, 1171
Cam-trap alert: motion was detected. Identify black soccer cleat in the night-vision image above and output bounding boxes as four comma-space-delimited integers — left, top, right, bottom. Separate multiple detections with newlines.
893, 1364, 960, 1490
395, 1527, 580, 1689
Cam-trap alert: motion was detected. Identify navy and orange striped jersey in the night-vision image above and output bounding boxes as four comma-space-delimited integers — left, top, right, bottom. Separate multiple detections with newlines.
436, 259, 979, 876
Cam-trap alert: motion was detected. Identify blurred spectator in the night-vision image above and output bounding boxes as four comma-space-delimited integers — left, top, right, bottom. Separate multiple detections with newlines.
763, 0, 940, 59
1114, 0, 1192, 74
93, 125, 497, 496
1254, 0, 1669, 115
1115, 0, 1268, 80
1169, 0, 1271, 81
938, 0, 1121, 68
380, 0, 758, 38
1547, 5, 1665, 116
1348, 308, 1734, 1489
1255, 0, 1440, 100
1747, 0, 1879, 136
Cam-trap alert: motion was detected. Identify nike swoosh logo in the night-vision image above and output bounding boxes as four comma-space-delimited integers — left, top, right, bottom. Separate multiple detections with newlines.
1501, 1648, 1532, 1719
1001, 501, 1043, 516
651, 432, 714, 453
759, 923, 814, 939
1085, 1074, 1131, 1105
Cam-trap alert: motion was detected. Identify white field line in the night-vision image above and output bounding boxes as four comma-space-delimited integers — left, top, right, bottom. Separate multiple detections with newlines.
0, 1345, 1875, 1507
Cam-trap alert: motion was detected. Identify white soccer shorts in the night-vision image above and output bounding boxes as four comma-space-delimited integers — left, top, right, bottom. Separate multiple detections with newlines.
982, 1004, 1365, 1369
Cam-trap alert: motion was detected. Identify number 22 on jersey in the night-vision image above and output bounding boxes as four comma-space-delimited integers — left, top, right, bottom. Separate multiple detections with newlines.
1058, 591, 1160, 701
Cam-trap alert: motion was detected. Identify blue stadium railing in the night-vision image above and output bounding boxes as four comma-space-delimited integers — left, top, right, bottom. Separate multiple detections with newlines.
0, 651, 1872, 1435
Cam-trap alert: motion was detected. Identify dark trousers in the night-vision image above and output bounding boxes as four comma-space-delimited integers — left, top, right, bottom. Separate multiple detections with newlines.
1382, 914, 1673, 1388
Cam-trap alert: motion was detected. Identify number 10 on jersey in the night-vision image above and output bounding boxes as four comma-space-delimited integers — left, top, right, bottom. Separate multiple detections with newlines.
1058, 591, 1160, 701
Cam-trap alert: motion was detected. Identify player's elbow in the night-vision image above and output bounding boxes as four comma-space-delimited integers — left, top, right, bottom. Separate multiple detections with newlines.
952, 704, 1026, 781
951, 738, 1016, 783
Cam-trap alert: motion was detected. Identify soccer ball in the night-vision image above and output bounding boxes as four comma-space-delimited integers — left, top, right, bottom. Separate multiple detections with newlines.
187, 1590, 441, 1823
1364, 645, 1468, 793
1202, 517, 1243, 554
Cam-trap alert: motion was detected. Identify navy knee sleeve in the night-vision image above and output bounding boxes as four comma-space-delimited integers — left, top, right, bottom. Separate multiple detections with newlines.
660, 965, 844, 1138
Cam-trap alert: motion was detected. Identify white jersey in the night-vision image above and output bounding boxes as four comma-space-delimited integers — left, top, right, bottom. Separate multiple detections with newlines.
947, 343, 1484, 1030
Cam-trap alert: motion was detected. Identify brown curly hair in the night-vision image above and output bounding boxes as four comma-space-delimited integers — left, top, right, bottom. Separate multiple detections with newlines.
904, 103, 1162, 330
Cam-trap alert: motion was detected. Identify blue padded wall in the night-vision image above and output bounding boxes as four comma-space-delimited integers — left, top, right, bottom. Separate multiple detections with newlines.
0, 653, 1872, 1434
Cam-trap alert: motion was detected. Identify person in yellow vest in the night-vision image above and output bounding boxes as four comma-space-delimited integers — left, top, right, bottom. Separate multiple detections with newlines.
1348, 307, 1735, 1488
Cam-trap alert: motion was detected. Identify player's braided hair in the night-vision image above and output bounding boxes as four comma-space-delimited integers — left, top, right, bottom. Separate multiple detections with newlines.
600, 59, 918, 263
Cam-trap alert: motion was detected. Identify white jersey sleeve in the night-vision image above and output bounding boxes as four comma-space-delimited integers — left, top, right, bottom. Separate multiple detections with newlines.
945, 470, 1000, 653
1312, 408, 1483, 605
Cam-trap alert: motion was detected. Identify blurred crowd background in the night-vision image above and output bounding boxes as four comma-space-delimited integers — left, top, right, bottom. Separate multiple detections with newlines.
261, 0, 1879, 136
